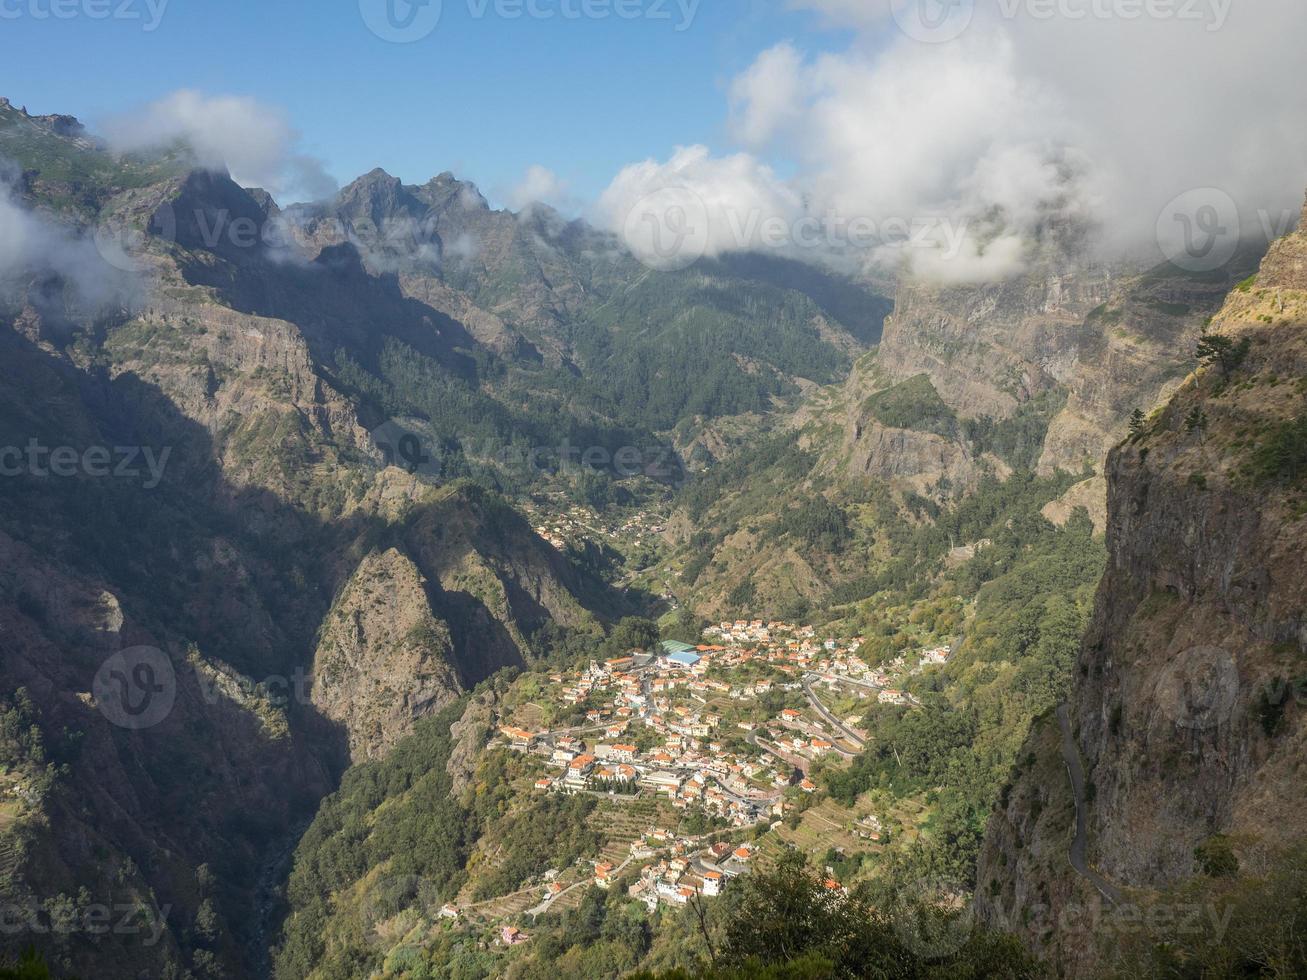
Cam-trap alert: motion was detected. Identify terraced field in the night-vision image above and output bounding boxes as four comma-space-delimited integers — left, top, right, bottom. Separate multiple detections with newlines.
592, 797, 666, 837
457, 797, 672, 926
461, 884, 546, 926
771, 799, 868, 860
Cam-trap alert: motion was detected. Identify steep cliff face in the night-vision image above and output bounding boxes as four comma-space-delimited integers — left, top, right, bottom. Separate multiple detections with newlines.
977, 197, 1307, 972
879, 263, 1114, 421
1036, 258, 1260, 477
403, 484, 609, 680
0, 116, 628, 978
311, 548, 461, 763
0, 528, 336, 979
804, 353, 1010, 492
852, 248, 1257, 489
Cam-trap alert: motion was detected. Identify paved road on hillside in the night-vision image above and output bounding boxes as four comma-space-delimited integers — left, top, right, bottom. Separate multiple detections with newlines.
801, 676, 866, 750
1057, 704, 1122, 906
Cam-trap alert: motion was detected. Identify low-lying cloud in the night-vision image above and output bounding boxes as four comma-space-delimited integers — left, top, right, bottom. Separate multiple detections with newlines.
0, 170, 143, 313
101, 90, 338, 202
598, 146, 804, 270
505, 165, 571, 213
604, 0, 1307, 282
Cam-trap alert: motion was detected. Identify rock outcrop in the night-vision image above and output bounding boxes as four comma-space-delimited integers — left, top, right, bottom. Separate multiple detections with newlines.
847, 247, 1258, 489
312, 548, 462, 762
879, 263, 1114, 422
976, 195, 1307, 973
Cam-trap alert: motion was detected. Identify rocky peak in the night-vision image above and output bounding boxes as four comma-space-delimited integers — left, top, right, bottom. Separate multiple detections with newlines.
344, 166, 404, 195
1253, 192, 1307, 289
311, 547, 462, 763
0, 97, 85, 138
244, 187, 281, 218
334, 167, 423, 229
417, 171, 490, 212
158, 168, 270, 257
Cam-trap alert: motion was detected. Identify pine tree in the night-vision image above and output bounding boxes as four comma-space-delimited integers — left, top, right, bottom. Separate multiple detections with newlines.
1128, 409, 1148, 439
1184, 407, 1209, 443
1196, 333, 1252, 377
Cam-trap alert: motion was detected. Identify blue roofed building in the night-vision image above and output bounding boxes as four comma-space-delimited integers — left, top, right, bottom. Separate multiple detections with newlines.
660, 640, 701, 670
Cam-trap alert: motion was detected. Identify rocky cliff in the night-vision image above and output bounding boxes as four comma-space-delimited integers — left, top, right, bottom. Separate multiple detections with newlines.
976, 196, 1307, 973
832, 245, 1258, 494
672, 244, 1256, 617
311, 548, 461, 762
0, 110, 626, 978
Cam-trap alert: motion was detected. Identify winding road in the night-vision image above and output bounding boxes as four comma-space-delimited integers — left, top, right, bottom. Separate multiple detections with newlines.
1056, 704, 1122, 906
801, 676, 866, 750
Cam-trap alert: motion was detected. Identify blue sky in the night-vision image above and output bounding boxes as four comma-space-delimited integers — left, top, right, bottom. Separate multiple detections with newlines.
0, 0, 846, 204
5, 0, 1300, 270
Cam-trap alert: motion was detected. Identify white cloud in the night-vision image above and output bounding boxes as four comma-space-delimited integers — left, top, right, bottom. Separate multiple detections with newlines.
597, 145, 805, 270
505, 165, 569, 211
728, 43, 807, 149
101, 91, 338, 202
607, 0, 1307, 282
0, 175, 142, 311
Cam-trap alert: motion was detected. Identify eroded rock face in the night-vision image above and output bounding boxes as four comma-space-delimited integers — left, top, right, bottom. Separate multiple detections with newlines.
880, 265, 1113, 422
843, 417, 989, 492
977, 200, 1307, 973
312, 548, 462, 763
853, 246, 1257, 487
446, 690, 500, 797
1041, 476, 1107, 534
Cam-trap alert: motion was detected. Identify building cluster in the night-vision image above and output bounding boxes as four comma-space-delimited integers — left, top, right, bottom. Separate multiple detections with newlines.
703, 621, 871, 684
497, 628, 951, 833
624, 838, 759, 910
517, 710, 781, 828
525, 499, 667, 553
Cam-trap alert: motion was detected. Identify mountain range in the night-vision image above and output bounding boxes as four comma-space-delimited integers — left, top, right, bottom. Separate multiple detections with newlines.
0, 96, 1302, 979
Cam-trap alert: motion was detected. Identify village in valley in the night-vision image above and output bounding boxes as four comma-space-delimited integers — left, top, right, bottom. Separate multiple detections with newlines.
467, 618, 956, 940
524, 496, 669, 555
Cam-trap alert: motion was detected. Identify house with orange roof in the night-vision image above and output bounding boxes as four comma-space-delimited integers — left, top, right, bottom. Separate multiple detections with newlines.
563, 753, 596, 790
